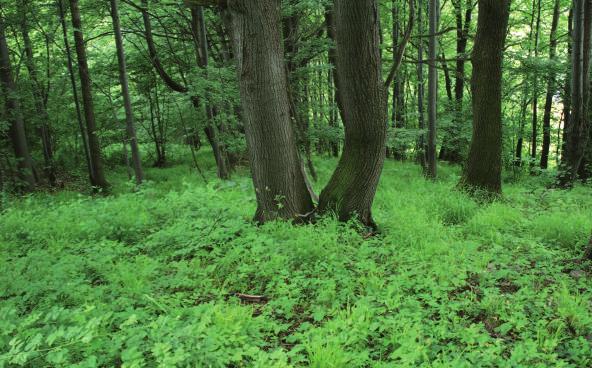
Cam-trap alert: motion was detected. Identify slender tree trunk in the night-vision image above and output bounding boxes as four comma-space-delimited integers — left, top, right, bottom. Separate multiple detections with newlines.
392, 1, 407, 160
69, 0, 109, 191
0, 14, 36, 190
190, 5, 230, 180
440, 0, 472, 163
530, 0, 542, 165
426, 0, 438, 179
20, 0, 55, 186
417, 0, 427, 169
460, 0, 510, 195
110, 0, 144, 184
226, 0, 314, 223
540, 0, 560, 169
317, 0, 388, 228
58, 0, 92, 181
559, 0, 591, 187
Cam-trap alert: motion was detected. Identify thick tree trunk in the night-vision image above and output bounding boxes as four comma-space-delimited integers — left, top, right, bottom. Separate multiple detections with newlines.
69, 0, 109, 191
20, 0, 55, 186
559, 0, 592, 187
426, 0, 439, 179
460, 0, 510, 195
226, 0, 314, 223
110, 0, 144, 185
540, 0, 560, 169
0, 15, 36, 190
317, 0, 388, 228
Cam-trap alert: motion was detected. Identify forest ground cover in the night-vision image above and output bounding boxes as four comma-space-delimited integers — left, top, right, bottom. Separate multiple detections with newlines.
1, 152, 591, 367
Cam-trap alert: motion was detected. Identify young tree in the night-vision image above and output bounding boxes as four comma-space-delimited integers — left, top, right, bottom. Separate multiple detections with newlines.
540, 0, 560, 169
416, 0, 427, 169
460, 0, 510, 195
559, 0, 591, 187
110, 0, 144, 184
426, 0, 439, 179
0, 12, 36, 190
20, 0, 56, 185
69, 0, 110, 191
439, 0, 473, 163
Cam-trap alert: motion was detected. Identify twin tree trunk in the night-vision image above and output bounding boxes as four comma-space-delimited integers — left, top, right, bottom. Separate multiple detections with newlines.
0, 14, 36, 190
226, 0, 314, 222
110, 0, 144, 184
317, 0, 388, 227
461, 0, 510, 195
69, 0, 110, 191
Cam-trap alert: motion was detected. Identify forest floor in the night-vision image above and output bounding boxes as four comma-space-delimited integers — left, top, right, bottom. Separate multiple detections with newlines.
1, 152, 592, 367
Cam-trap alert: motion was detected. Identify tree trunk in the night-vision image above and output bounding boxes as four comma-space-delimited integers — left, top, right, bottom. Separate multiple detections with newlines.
317, 0, 388, 228
460, 0, 510, 195
530, 0, 542, 165
440, 0, 472, 163
190, 5, 230, 180
417, 0, 427, 169
0, 14, 36, 190
69, 0, 109, 191
540, 0, 560, 169
559, 0, 591, 187
426, 0, 439, 179
226, 0, 314, 223
110, 0, 144, 185
58, 0, 92, 182
20, 0, 55, 186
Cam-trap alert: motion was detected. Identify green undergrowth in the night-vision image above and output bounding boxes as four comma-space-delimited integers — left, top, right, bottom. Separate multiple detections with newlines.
1, 157, 591, 367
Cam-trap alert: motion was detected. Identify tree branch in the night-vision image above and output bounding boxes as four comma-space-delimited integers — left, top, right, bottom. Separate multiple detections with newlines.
385, 0, 415, 90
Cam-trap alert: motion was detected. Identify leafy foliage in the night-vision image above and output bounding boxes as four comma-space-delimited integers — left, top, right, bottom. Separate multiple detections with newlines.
1, 156, 591, 367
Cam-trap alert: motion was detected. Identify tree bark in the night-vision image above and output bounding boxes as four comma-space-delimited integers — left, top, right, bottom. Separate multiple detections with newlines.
426, 0, 439, 179
317, 0, 388, 228
559, 0, 591, 187
0, 13, 36, 190
540, 0, 560, 169
460, 0, 510, 195
226, 0, 314, 223
110, 0, 144, 184
69, 0, 109, 191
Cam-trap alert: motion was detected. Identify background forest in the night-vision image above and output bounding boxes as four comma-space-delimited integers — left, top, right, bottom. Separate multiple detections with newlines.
0, 0, 592, 367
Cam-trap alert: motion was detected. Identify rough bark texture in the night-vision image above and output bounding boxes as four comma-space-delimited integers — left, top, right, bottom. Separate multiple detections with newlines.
110, 0, 144, 184
0, 14, 36, 190
227, 0, 314, 222
69, 0, 110, 190
540, 0, 560, 169
559, 0, 591, 187
460, 0, 509, 195
317, 0, 388, 228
